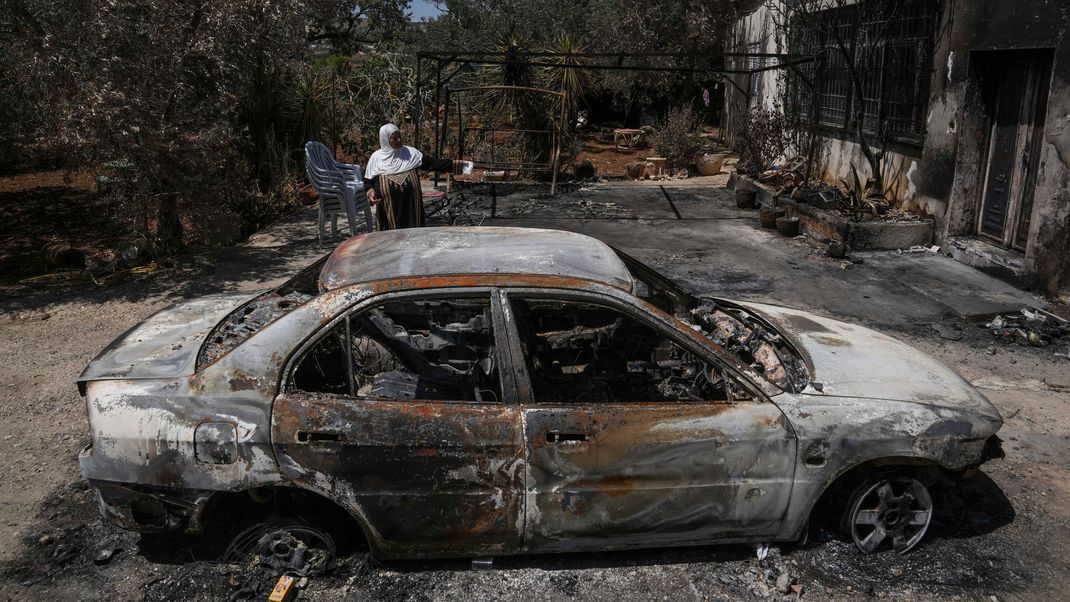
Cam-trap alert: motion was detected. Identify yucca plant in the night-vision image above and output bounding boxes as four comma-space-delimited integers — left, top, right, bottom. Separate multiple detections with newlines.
540, 34, 588, 119
474, 29, 558, 168
285, 65, 334, 149
539, 34, 589, 171
479, 29, 541, 122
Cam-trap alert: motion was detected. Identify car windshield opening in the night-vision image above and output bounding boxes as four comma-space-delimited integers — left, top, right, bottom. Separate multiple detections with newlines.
612, 247, 696, 317
611, 248, 808, 393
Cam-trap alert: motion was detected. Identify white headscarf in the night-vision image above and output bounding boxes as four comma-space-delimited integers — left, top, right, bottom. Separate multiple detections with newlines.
365, 123, 424, 179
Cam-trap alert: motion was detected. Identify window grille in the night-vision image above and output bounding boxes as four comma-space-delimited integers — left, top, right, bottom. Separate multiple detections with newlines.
747, 42, 762, 101
787, 0, 938, 145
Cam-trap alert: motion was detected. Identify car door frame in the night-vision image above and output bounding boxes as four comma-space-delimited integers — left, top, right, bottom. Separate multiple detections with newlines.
270, 285, 527, 558
496, 286, 798, 552
497, 286, 779, 404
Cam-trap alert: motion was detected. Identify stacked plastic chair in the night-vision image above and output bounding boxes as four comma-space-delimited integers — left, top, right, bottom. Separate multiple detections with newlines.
304, 141, 375, 244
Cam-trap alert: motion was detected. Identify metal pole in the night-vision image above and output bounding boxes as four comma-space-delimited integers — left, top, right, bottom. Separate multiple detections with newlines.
433, 59, 442, 187
457, 93, 463, 160
414, 56, 423, 150
440, 87, 451, 165
551, 92, 564, 195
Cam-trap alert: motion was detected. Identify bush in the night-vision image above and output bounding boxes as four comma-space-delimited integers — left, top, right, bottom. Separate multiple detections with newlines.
736, 106, 794, 177
652, 107, 704, 171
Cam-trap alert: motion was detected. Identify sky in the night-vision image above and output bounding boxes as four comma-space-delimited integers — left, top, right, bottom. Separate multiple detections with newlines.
409, 1, 446, 21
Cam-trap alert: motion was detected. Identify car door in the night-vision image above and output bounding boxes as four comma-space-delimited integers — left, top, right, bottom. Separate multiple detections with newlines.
271, 290, 525, 557
503, 291, 797, 553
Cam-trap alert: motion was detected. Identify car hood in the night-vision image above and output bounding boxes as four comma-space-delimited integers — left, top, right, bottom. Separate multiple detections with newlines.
736, 301, 1000, 419
79, 291, 258, 384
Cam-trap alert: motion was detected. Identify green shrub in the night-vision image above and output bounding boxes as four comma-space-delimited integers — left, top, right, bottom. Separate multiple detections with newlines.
652, 107, 704, 171
736, 106, 793, 177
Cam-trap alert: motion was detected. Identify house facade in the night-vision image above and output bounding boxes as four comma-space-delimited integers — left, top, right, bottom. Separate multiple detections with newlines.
725, 0, 1070, 299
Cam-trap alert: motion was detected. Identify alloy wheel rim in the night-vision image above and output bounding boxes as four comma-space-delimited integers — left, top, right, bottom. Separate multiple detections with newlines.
849, 477, 933, 554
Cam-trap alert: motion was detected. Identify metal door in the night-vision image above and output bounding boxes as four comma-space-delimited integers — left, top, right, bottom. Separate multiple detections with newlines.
978, 55, 1048, 251
272, 292, 525, 557
503, 292, 797, 552
520, 401, 796, 552
273, 393, 524, 557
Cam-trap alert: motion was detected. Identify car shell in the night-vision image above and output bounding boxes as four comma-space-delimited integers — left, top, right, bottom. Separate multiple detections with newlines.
78, 227, 1002, 557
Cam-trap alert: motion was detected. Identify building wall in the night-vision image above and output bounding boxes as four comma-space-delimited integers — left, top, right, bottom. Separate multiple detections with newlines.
724, 1, 925, 207
917, 0, 1070, 296
723, 3, 778, 149
727, 0, 1070, 296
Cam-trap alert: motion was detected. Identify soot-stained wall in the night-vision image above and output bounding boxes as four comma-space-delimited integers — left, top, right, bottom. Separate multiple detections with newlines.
728, 1, 1070, 297
917, 0, 1070, 295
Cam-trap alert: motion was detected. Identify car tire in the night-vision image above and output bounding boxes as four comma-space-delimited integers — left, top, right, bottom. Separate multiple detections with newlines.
842, 475, 934, 554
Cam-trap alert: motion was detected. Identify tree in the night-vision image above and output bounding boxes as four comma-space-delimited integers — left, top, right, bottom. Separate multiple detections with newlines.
307, 0, 409, 52
418, 0, 737, 108
766, 0, 921, 199
0, 0, 406, 250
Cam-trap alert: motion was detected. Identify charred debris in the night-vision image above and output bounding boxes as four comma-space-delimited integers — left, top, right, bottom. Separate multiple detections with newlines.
687, 300, 810, 394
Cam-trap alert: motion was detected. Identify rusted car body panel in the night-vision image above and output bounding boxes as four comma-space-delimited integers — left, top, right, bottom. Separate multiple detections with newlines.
320, 227, 634, 293
272, 393, 525, 557
80, 292, 258, 383
77, 227, 1003, 558
741, 301, 999, 415
522, 402, 796, 552
729, 302, 1004, 542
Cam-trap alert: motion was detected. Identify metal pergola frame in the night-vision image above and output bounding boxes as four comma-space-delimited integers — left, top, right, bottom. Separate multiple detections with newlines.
413, 50, 816, 190
442, 84, 567, 193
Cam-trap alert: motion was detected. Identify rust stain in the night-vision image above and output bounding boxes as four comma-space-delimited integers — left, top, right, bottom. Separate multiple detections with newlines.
567, 474, 635, 498
228, 373, 258, 392
813, 335, 851, 347
363, 274, 608, 294
396, 403, 441, 419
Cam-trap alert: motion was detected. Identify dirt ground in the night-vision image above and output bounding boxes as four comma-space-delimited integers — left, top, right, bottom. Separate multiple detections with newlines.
573, 128, 726, 179
0, 167, 114, 283
0, 178, 1068, 601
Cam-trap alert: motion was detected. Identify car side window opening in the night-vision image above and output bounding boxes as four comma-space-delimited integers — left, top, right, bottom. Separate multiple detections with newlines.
291, 324, 350, 395
290, 297, 501, 402
511, 298, 754, 404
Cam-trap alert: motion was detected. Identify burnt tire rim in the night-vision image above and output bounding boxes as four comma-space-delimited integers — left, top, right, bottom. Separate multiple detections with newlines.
849, 477, 933, 554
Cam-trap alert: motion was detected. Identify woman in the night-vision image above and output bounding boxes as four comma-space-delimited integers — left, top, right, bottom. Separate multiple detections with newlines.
364, 123, 472, 230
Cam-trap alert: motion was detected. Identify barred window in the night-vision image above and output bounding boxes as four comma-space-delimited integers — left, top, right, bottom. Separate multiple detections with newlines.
747, 42, 762, 101
788, 0, 938, 145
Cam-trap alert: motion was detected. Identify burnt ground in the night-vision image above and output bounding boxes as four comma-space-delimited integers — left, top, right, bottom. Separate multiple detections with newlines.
1, 174, 1068, 601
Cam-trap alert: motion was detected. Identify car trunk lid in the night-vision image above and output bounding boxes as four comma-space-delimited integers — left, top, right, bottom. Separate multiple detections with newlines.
78, 291, 258, 387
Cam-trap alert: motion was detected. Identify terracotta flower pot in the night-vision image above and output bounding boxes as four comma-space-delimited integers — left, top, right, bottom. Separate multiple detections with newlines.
776, 216, 800, 236
759, 205, 785, 228
695, 153, 727, 176
736, 188, 758, 209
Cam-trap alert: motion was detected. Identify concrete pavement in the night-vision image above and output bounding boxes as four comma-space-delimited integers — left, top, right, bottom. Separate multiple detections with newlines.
448, 177, 1048, 331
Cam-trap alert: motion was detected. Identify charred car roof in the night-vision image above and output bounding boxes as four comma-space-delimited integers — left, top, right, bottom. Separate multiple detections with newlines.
319, 227, 636, 293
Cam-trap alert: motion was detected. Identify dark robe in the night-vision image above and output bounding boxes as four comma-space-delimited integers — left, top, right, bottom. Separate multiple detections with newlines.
364, 157, 461, 230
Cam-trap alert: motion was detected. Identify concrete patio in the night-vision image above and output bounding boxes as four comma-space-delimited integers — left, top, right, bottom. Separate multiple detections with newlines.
438, 177, 1049, 331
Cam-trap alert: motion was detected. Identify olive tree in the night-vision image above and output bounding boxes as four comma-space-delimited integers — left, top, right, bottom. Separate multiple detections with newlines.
1, 0, 406, 251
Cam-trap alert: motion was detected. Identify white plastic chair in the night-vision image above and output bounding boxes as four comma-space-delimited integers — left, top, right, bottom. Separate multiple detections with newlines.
304, 141, 375, 244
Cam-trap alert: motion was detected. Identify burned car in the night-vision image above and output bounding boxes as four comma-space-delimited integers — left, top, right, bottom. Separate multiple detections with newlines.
79, 227, 1003, 557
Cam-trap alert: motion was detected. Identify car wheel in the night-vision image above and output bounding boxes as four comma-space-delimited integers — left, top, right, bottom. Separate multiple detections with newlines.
844, 476, 934, 554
